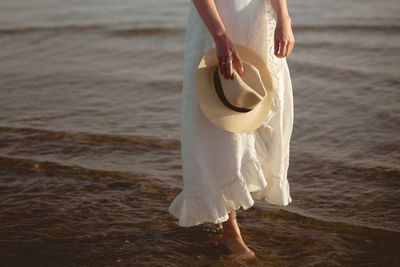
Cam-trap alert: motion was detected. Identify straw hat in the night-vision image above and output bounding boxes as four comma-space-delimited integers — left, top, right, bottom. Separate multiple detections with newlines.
196, 44, 273, 133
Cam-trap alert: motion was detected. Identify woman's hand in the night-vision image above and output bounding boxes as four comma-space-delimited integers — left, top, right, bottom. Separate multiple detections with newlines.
274, 16, 295, 58
214, 33, 244, 80
192, 0, 243, 79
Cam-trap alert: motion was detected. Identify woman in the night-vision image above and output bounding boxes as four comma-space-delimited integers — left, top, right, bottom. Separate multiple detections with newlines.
169, 0, 295, 257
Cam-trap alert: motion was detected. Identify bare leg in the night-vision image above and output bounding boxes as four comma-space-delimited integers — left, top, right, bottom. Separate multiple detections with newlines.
220, 210, 255, 257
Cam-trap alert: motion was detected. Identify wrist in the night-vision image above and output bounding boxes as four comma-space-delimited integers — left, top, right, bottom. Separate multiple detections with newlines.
212, 31, 228, 42
276, 13, 291, 22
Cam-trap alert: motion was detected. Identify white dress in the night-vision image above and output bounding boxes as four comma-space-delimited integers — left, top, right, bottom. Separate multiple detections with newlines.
169, 0, 294, 227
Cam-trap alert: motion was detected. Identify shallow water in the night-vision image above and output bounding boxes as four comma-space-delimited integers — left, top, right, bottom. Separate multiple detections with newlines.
0, 0, 399, 266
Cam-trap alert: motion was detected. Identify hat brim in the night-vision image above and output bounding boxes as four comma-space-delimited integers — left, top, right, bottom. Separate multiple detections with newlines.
196, 44, 273, 133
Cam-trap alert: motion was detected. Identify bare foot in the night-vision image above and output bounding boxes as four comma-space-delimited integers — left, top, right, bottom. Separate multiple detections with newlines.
222, 235, 255, 257
221, 210, 255, 258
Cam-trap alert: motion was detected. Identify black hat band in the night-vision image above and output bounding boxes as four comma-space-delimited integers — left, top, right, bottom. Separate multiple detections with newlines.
213, 67, 252, 113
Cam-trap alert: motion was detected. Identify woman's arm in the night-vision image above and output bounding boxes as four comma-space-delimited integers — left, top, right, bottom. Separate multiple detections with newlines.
269, 0, 295, 58
192, 0, 244, 80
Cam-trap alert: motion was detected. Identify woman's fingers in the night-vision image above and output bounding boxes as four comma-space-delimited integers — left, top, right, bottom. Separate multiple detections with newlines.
226, 60, 233, 79
276, 38, 295, 57
218, 57, 223, 75
277, 38, 286, 57
277, 40, 283, 57
220, 49, 243, 80
218, 57, 233, 79
282, 40, 289, 57
232, 49, 244, 76
221, 60, 228, 79
274, 32, 280, 57
288, 38, 295, 55
282, 38, 295, 57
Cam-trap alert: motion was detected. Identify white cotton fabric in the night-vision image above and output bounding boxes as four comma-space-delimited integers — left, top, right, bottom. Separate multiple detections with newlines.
169, 0, 294, 227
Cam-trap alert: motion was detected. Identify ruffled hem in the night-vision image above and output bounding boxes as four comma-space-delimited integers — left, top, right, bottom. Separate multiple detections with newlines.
242, 158, 292, 206
169, 157, 291, 227
169, 174, 254, 227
